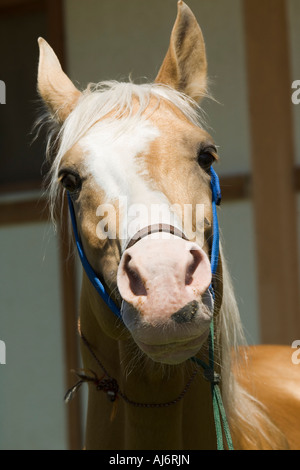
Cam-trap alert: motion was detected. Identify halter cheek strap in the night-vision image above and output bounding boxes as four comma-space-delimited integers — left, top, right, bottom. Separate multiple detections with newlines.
210, 167, 221, 277
67, 193, 122, 319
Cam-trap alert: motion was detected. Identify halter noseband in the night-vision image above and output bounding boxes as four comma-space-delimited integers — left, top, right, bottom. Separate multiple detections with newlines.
125, 223, 188, 250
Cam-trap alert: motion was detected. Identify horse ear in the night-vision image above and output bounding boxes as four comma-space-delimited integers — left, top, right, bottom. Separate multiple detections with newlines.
155, 1, 207, 102
37, 37, 81, 122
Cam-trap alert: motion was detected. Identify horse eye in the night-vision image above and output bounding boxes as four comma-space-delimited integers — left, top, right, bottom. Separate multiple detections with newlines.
197, 148, 217, 172
58, 170, 82, 193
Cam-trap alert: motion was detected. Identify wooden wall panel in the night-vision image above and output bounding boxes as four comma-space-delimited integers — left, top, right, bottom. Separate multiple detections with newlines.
243, 0, 300, 344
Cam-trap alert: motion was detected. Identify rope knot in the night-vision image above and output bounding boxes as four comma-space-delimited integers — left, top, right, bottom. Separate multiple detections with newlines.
64, 369, 119, 404
203, 369, 221, 385
95, 377, 119, 402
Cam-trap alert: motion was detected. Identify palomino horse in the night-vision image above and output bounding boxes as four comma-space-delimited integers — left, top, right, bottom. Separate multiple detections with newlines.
37, 1, 299, 450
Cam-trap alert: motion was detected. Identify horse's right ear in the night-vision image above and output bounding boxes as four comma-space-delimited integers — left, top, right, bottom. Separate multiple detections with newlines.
37, 37, 81, 123
155, 1, 207, 102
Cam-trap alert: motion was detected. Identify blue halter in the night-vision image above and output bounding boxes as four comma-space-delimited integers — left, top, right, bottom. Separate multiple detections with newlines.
67, 194, 122, 319
67, 166, 221, 316
210, 167, 222, 276
67, 167, 234, 450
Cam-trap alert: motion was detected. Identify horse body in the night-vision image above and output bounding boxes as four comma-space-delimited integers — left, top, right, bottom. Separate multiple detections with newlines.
233, 345, 300, 450
37, 1, 300, 450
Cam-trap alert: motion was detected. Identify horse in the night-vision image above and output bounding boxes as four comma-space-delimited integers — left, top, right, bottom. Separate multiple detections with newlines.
37, 1, 300, 450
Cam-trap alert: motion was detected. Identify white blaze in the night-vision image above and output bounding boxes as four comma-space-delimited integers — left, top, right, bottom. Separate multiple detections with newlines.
80, 117, 183, 248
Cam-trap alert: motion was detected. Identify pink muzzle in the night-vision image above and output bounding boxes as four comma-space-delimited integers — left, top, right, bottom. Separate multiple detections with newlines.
117, 235, 212, 325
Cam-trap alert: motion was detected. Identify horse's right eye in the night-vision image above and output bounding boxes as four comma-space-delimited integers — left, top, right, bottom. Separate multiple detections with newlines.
58, 170, 82, 193
197, 152, 216, 172
197, 145, 218, 173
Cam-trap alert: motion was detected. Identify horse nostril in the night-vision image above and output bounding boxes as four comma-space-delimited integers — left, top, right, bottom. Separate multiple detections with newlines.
185, 249, 202, 286
171, 300, 198, 324
124, 254, 147, 297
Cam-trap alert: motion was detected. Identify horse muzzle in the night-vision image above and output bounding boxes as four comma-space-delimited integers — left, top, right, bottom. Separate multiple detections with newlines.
117, 236, 214, 363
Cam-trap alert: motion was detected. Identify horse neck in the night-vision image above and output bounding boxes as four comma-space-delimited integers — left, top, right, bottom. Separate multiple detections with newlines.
79, 273, 218, 450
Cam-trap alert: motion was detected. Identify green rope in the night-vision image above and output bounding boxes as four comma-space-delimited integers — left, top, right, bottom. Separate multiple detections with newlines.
190, 321, 234, 451
214, 383, 234, 449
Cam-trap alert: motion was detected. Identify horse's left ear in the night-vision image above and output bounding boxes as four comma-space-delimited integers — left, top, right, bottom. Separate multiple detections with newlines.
155, 1, 207, 102
37, 37, 81, 122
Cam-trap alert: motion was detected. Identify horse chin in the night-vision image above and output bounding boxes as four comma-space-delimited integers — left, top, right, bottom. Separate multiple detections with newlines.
134, 330, 210, 365
121, 299, 212, 365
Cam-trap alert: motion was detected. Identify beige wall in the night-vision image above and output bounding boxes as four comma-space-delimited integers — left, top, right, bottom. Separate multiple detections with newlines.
219, 201, 259, 342
0, 222, 67, 449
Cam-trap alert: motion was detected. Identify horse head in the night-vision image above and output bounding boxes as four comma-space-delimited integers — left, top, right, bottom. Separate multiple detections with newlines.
37, 1, 222, 366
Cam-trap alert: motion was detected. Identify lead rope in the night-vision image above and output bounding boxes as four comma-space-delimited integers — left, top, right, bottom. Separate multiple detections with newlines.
190, 322, 234, 450
66, 167, 234, 450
